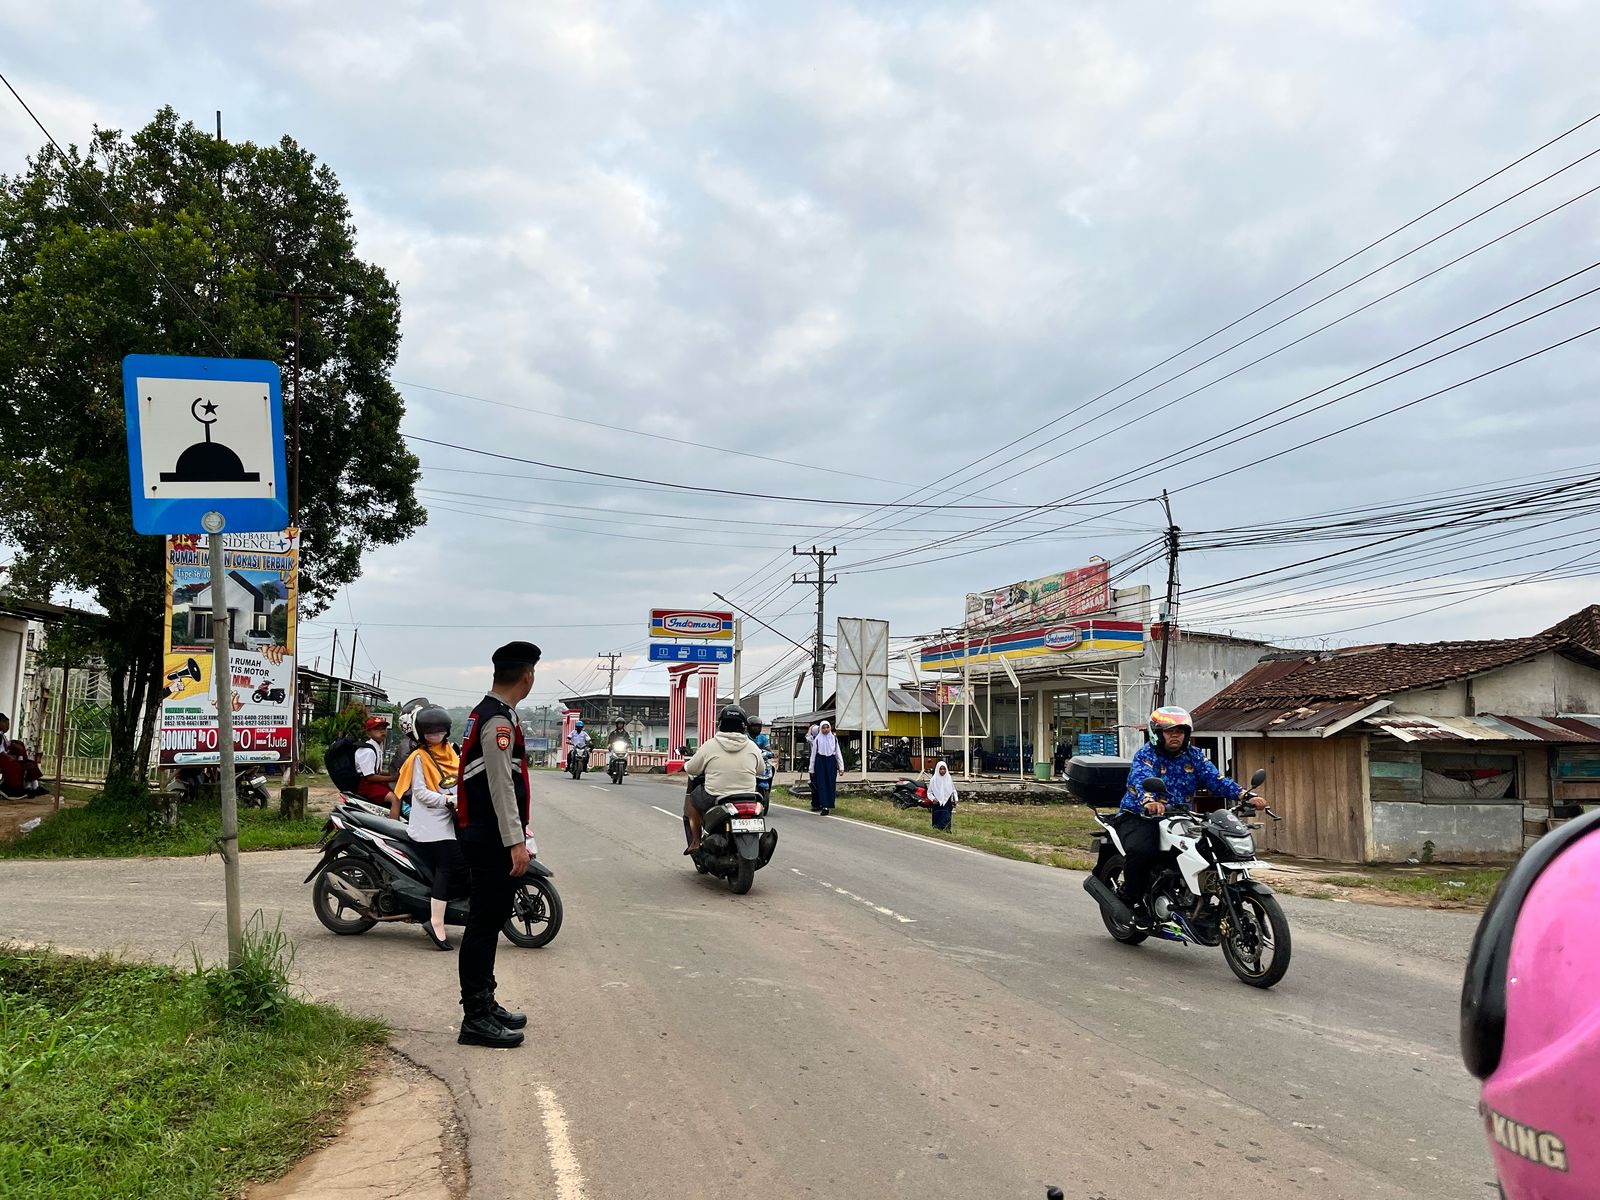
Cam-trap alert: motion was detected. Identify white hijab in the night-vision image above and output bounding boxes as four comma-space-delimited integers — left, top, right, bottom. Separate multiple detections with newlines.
812, 722, 840, 758
927, 762, 957, 804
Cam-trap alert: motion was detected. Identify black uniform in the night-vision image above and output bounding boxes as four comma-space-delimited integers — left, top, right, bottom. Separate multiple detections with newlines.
455, 693, 530, 1016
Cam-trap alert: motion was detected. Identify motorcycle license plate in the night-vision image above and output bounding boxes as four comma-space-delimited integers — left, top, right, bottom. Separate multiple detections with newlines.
729, 818, 765, 833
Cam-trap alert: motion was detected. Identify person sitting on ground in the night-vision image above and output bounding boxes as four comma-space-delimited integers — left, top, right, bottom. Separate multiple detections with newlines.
0, 714, 47, 798
353, 714, 400, 816
682, 705, 764, 854
927, 760, 958, 831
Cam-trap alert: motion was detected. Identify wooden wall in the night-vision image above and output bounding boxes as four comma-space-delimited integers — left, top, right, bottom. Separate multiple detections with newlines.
1233, 736, 1369, 862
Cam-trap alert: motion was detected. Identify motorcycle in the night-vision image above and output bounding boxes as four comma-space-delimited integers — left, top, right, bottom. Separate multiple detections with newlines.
684, 776, 778, 894
566, 743, 590, 780
165, 765, 270, 809
305, 800, 563, 948
251, 680, 287, 704
869, 737, 913, 773
1072, 757, 1292, 989
606, 737, 629, 784
890, 777, 931, 810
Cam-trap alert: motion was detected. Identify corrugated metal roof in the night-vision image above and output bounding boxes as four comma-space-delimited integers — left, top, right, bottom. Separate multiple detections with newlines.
1191, 700, 1382, 735
1364, 714, 1600, 744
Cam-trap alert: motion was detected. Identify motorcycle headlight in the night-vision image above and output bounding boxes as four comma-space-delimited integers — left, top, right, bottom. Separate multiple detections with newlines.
1225, 834, 1255, 858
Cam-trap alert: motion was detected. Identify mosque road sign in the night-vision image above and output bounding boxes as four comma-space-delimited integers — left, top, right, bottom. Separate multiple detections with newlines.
123, 354, 288, 535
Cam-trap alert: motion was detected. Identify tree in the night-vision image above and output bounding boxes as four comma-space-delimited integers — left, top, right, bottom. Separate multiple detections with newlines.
0, 108, 423, 793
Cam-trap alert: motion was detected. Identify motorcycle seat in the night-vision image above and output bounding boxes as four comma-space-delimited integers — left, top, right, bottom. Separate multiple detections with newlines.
340, 805, 412, 843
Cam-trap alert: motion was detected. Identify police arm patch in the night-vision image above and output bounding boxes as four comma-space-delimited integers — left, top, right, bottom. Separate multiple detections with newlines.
495, 727, 512, 752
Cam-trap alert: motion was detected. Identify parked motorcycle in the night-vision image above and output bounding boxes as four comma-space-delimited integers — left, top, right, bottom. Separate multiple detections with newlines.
305, 801, 562, 947
684, 776, 778, 894
606, 737, 629, 784
567, 744, 589, 780
164, 765, 270, 809
869, 737, 913, 773
890, 777, 930, 810
251, 680, 287, 704
1069, 755, 1291, 989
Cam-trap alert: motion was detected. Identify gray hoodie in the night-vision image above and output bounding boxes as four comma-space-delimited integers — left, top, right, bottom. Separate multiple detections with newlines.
683, 731, 764, 797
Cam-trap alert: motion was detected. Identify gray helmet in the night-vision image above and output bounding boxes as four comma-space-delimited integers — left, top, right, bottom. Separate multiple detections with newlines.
718, 705, 748, 734
414, 705, 452, 738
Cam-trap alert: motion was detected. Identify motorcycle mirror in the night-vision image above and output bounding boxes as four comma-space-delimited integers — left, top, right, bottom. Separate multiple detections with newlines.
1250, 768, 1267, 788
1141, 777, 1168, 796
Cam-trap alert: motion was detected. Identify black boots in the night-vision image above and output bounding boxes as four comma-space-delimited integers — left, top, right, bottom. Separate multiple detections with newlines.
458, 991, 525, 1048
488, 1000, 527, 1030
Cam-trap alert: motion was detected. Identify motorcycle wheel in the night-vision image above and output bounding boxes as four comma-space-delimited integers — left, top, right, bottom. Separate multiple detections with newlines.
312, 858, 379, 935
502, 876, 563, 948
1092, 855, 1148, 945
730, 859, 756, 895
1221, 891, 1291, 988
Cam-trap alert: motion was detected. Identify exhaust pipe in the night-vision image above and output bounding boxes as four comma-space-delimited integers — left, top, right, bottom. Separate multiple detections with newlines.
327, 873, 374, 912
1082, 873, 1135, 927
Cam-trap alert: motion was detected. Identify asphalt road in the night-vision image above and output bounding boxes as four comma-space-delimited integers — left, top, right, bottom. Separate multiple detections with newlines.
0, 774, 1495, 1199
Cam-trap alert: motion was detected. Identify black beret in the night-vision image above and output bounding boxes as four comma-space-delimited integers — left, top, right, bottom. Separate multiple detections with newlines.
492, 640, 542, 669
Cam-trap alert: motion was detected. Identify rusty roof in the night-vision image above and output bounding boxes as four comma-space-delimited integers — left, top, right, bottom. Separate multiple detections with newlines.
1191, 700, 1386, 736
1193, 604, 1600, 717
1364, 714, 1600, 743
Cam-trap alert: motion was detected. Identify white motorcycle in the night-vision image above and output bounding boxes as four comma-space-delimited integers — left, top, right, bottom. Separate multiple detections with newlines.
1079, 767, 1292, 989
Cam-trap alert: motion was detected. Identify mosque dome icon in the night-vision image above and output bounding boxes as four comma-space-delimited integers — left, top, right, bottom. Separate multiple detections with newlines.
159, 397, 260, 484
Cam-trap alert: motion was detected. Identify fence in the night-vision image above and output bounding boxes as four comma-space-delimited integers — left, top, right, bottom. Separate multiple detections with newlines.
27, 663, 115, 783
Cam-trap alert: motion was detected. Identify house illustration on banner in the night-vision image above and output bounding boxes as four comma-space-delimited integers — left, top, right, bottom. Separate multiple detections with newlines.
171, 571, 285, 651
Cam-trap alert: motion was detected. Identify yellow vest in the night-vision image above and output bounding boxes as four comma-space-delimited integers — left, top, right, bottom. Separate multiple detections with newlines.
397, 742, 460, 799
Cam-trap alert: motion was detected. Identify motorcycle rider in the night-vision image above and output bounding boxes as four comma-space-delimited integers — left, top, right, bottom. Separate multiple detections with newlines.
609, 718, 629, 748
353, 715, 400, 816
1118, 707, 1266, 926
1461, 806, 1599, 1197
682, 705, 764, 854
566, 720, 592, 771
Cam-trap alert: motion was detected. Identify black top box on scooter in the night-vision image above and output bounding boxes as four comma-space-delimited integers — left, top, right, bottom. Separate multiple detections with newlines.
1065, 755, 1132, 807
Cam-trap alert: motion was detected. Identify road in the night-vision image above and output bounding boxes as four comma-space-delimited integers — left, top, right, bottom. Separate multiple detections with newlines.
0, 774, 1495, 1199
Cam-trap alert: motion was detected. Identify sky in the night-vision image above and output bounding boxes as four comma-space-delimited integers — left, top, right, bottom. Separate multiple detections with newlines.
5, 0, 1600, 712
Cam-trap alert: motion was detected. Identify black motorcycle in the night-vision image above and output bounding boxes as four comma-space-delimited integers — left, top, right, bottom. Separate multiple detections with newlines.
606, 737, 629, 784
252, 681, 286, 704
684, 776, 778, 894
304, 802, 562, 948
869, 738, 913, 773
165, 765, 270, 809
567, 744, 589, 780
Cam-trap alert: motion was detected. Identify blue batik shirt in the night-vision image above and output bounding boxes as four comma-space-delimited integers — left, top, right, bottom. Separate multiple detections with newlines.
1120, 742, 1246, 815
753, 732, 773, 779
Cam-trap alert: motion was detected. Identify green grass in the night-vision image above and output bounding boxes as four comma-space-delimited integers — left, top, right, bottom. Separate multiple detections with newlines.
1321, 868, 1507, 906
0, 803, 326, 860
0, 944, 385, 1200
774, 787, 1102, 869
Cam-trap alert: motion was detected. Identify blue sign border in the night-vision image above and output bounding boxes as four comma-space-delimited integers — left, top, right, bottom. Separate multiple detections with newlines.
123, 353, 289, 535
649, 643, 733, 664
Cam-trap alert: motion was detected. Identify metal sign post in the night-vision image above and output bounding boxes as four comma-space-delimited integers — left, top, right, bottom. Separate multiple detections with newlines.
1000, 655, 1024, 786
837, 618, 889, 782
124, 354, 287, 969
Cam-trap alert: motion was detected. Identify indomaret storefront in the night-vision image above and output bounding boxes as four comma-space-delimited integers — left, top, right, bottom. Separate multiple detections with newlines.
920, 562, 1275, 779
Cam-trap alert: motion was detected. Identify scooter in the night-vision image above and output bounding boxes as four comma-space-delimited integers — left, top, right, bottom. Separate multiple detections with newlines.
1074, 761, 1292, 989
306, 800, 562, 947
606, 737, 629, 784
683, 775, 778, 895
164, 765, 270, 808
252, 680, 287, 704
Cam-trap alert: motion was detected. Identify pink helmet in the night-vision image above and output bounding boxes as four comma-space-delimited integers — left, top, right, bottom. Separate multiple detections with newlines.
1461, 806, 1600, 1197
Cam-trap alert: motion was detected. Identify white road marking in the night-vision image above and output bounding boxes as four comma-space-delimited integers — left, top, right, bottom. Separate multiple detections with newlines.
790, 866, 916, 923
650, 805, 679, 819
587, 784, 608, 792
776, 804, 985, 856
535, 1084, 589, 1200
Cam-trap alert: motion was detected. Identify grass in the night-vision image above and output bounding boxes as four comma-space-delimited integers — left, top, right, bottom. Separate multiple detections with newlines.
0, 942, 385, 1200
1320, 868, 1508, 906
0, 802, 326, 860
774, 787, 1102, 869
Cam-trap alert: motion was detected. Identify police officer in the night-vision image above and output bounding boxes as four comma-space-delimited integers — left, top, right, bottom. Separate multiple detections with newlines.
454, 640, 542, 1049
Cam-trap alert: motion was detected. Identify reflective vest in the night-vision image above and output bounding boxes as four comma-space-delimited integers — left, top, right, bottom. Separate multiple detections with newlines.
456, 694, 530, 835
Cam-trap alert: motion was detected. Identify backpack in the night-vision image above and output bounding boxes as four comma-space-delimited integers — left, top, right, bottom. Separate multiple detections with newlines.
325, 736, 361, 793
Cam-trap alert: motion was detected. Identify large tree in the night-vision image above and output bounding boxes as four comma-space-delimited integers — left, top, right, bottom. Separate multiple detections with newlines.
0, 107, 423, 791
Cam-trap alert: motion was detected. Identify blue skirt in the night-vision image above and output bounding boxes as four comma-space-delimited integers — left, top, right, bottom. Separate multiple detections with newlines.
814, 755, 838, 811
931, 801, 953, 831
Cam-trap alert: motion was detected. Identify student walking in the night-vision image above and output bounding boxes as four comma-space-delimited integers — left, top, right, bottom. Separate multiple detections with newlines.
927, 760, 958, 831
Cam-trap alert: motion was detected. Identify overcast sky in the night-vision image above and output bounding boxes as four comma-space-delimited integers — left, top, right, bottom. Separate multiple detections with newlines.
6, 0, 1600, 710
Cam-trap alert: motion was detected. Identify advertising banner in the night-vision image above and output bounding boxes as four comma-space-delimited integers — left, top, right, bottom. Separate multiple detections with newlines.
160, 530, 298, 765
920, 619, 1144, 671
963, 561, 1110, 630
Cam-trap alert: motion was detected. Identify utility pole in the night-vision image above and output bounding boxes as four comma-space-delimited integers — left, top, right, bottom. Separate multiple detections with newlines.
792, 546, 837, 714
1154, 490, 1180, 709
348, 627, 360, 686
598, 651, 622, 722
327, 627, 340, 714
732, 618, 744, 707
